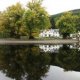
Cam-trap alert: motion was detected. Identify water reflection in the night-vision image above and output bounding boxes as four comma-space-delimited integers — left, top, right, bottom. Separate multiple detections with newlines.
39, 45, 62, 53
0, 44, 80, 80
43, 66, 80, 80
39, 44, 80, 53
0, 45, 51, 80
55, 44, 80, 71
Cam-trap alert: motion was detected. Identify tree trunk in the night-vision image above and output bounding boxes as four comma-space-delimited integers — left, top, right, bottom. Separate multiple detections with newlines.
15, 26, 20, 39
62, 33, 70, 39
29, 30, 34, 39
10, 29, 15, 38
15, 35, 20, 39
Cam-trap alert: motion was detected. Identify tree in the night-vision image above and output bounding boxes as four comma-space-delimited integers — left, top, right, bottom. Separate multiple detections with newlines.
23, 0, 51, 39
50, 16, 56, 29
0, 13, 4, 35
1, 3, 26, 38
56, 12, 78, 38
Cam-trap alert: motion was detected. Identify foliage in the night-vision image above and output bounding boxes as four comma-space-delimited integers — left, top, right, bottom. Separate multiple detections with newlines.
23, 0, 51, 39
0, 3, 26, 38
56, 12, 78, 38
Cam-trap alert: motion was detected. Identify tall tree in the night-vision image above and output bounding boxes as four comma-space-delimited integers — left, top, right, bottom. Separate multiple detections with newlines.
23, 0, 51, 39
56, 12, 78, 38
1, 3, 25, 38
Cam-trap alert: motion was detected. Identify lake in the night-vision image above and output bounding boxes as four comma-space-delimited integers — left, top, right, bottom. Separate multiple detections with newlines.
0, 43, 80, 80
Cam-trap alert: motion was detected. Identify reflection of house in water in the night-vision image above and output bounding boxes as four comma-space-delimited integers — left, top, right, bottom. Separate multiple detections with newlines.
68, 44, 80, 51
69, 44, 77, 49
39, 43, 80, 53
39, 45, 62, 53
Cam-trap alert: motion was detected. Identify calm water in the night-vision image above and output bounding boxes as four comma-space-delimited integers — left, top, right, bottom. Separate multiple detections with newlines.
0, 44, 80, 80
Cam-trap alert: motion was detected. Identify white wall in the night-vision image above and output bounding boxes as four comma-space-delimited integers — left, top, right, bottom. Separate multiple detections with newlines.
39, 29, 60, 38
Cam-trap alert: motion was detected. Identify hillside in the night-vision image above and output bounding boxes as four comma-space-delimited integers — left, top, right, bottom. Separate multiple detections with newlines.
50, 9, 80, 28
51, 9, 80, 19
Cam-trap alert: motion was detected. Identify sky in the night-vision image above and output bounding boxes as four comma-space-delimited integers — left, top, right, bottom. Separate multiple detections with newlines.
0, 0, 80, 15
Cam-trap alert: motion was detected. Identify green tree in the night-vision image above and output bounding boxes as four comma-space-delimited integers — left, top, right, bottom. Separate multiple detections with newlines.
0, 12, 8, 37
1, 3, 26, 38
56, 12, 78, 38
23, 0, 51, 39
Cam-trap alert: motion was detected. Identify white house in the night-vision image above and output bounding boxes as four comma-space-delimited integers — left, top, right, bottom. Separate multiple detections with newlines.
39, 29, 60, 38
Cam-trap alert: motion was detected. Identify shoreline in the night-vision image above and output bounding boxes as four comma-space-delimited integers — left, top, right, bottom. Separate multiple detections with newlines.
0, 39, 78, 45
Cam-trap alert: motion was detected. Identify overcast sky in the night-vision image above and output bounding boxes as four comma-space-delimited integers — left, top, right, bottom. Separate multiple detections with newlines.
0, 0, 80, 15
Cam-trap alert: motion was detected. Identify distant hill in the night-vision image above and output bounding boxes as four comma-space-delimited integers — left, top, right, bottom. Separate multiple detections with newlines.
51, 9, 80, 19
71, 9, 80, 14
50, 9, 80, 28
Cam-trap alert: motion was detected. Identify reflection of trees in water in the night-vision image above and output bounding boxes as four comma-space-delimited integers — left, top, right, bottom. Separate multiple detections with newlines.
55, 44, 80, 71
24, 45, 51, 80
0, 45, 51, 80
0, 44, 80, 80
0, 45, 27, 80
